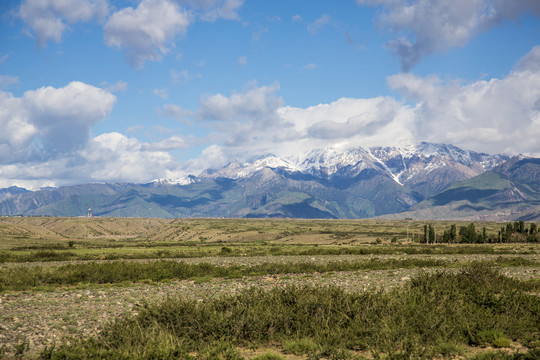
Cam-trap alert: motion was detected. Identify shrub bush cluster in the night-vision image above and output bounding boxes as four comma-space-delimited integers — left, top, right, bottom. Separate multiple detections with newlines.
0, 258, 454, 292
48, 265, 539, 359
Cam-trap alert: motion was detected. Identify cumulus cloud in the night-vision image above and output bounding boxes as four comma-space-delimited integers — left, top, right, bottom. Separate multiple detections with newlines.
306, 98, 405, 139
387, 45, 540, 155
104, 0, 190, 69
0, 81, 116, 163
174, 46, 540, 166
277, 97, 415, 155
0, 130, 193, 187
515, 45, 540, 73
197, 82, 283, 122
168, 82, 415, 163
358, 0, 540, 71
77, 132, 184, 183
18, 0, 109, 47
184, 144, 229, 172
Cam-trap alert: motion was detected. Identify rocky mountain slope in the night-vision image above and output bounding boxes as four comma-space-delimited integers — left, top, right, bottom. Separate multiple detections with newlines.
0, 142, 527, 219
384, 157, 540, 221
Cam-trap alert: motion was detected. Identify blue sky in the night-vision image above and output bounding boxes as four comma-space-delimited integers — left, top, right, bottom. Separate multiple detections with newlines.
0, 0, 539, 188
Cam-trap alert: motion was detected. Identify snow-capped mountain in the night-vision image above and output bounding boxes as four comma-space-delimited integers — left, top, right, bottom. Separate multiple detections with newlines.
198, 155, 300, 180
190, 142, 508, 198
149, 175, 198, 186
3, 143, 529, 220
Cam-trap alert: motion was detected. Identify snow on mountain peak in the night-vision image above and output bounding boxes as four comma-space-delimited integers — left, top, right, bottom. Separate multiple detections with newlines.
154, 143, 508, 187
151, 176, 197, 186
236, 155, 299, 178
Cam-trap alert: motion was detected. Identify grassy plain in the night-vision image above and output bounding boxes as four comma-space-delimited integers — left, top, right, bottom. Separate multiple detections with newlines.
0, 217, 538, 359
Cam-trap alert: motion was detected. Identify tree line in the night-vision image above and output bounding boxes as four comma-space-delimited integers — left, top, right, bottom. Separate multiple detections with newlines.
418, 221, 538, 244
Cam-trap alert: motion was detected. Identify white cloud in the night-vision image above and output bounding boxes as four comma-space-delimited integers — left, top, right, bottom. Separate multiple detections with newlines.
102, 80, 128, 93
171, 69, 189, 83
304, 63, 317, 70
358, 0, 540, 71
179, 82, 414, 163
179, 0, 244, 21
18, 0, 109, 47
142, 135, 188, 151
104, 0, 190, 69
251, 27, 268, 42
0, 81, 116, 163
303, 97, 410, 140
238, 56, 247, 66
277, 97, 415, 155
0, 131, 192, 187
183, 144, 228, 173
153, 88, 168, 99
0, 92, 36, 161
515, 45, 540, 73
292, 14, 303, 23
307, 14, 331, 34
198, 82, 283, 122
78, 132, 183, 183
387, 45, 540, 155
0, 75, 19, 90
126, 125, 144, 134
158, 104, 193, 122
170, 69, 200, 83
173, 47, 540, 165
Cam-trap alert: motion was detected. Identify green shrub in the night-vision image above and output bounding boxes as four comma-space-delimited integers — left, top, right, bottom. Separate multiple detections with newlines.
468, 351, 513, 360
474, 330, 512, 348
252, 353, 285, 360
220, 246, 233, 254
429, 341, 464, 358
282, 338, 320, 355
49, 265, 539, 359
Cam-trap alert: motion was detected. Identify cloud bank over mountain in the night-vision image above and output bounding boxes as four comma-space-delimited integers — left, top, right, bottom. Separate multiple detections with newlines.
1, 45, 539, 188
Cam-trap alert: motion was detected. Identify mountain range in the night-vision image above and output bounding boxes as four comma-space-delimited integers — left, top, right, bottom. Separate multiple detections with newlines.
1, 142, 538, 221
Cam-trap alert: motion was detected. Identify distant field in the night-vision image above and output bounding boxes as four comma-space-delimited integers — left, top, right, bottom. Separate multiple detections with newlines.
0, 217, 538, 359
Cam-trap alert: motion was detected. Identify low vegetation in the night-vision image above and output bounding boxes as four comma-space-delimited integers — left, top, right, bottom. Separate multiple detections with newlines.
421, 221, 539, 244
1, 257, 538, 292
48, 265, 540, 359
0, 217, 538, 359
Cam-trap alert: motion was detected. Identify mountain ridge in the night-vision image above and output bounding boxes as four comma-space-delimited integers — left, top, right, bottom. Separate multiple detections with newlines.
1, 142, 535, 220
382, 156, 540, 221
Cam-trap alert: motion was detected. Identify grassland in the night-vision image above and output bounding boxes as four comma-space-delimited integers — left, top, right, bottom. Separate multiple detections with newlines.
0, 217, 538, 359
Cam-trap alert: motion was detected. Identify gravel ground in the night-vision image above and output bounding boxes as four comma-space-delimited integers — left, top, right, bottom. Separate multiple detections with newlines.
1, 253, 538, 269
1, 264, 538, 358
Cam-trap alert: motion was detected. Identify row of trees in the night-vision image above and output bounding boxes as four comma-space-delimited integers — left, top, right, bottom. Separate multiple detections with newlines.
419, 221, 538, 244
